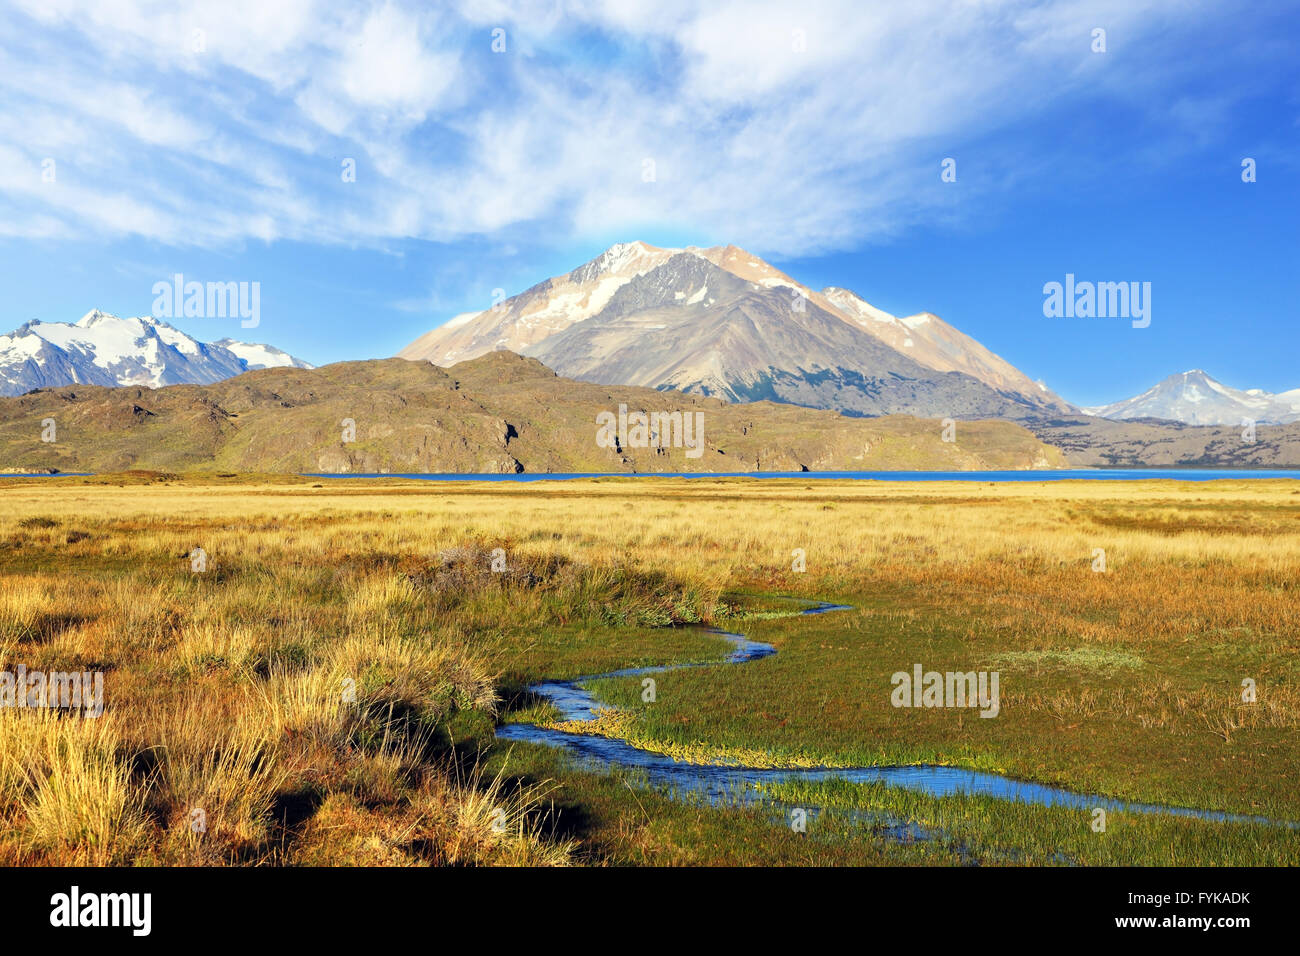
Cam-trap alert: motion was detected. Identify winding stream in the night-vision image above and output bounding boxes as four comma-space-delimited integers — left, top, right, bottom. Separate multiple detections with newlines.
497, 599, 1288, 838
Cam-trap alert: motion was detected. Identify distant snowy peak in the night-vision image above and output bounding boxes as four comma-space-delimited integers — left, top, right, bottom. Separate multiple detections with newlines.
212, 338, 313, 371
0, 310, 311, 396
1084, 370, 1300, 425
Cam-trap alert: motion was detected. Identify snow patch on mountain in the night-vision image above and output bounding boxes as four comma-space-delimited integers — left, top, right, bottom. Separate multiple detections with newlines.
212, 338, 313, 371
399, 241, 1076, 415
1083, 370, 1300, 425
0, 310, 311, 396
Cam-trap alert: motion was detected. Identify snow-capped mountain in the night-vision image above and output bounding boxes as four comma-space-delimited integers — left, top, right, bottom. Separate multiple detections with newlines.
399, 241, 1074, 418
212, 338, 311, 372
1083, 370, 1300, 425
0, 310, 312, 396
399, 241, 679, 367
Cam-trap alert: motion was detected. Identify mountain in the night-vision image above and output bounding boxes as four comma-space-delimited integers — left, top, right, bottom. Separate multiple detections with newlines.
1083, 370, 1300, 426
398, 242, 1073, 419
517, 252, 1028, 418
0, 352, 1067, 474
212, 338, 311, 373
820, 288, 1068, 408
398, 241, 679, 367
0, 310, 311, 397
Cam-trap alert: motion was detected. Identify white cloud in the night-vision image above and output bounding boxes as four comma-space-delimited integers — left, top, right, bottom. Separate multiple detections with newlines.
340, 6, 459, 115
0, 0, 1261, 256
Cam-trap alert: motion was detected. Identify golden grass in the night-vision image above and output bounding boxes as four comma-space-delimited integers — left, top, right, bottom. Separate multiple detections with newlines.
1, 474, 1297, 863
0, 710, 149, 864
0, 483, 584, 864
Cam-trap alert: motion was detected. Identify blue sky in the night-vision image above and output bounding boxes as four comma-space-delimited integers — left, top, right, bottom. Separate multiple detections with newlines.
1, 0, 1297, 406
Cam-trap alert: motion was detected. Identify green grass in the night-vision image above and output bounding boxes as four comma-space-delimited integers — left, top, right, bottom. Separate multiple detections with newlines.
528, 593, 1297, 820
987, 647, 1146, 673
478, 741, 969, 866
761, 777, 1300, 866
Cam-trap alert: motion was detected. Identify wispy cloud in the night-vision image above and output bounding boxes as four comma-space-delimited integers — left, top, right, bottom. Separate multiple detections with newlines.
0, 0, 1268, 256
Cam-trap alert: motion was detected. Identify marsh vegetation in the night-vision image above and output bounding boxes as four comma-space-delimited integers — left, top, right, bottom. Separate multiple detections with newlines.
1, 474, 1296, 864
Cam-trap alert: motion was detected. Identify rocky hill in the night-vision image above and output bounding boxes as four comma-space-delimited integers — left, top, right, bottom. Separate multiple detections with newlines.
0, 352, 1068, 474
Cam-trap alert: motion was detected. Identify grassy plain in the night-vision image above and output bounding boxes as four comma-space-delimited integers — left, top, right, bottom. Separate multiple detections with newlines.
0, 473, 1297, 865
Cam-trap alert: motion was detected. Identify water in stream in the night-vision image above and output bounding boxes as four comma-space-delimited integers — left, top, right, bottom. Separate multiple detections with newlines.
497, 600, 1289, 842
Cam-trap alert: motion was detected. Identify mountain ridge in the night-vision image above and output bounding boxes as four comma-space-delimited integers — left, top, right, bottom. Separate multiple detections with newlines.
1084, 370, 1300, 425
399, 241, 1074, 420
0, 351, 1067, 474
0, 310, 312, 397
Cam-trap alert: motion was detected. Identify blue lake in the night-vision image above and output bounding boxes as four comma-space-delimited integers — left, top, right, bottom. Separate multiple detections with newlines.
306, 468, 1298, 482
6, 469, 1295, 481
